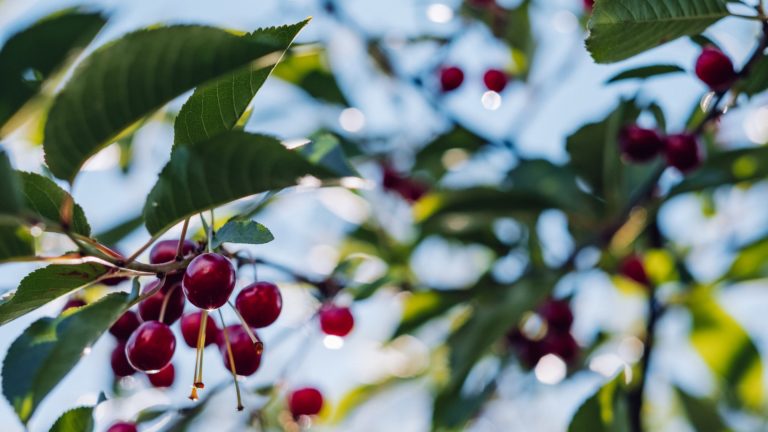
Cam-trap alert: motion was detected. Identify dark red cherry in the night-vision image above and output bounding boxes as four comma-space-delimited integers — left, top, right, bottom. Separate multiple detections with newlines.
138, 279, 185, 325
180, 311, 220, 348
665, 133, 703, 173
288, 387, 324, 417
538, 299, 574, 332
150, 239, 196, 264
109, 310, 141, 341
220, 325, 262, 376
541, 331, 579, 364
147, 363, 175, 388
619, 125, 664, 163
183, 253, 236, 310
107, 422, 137, 432
483, 69, 508, 92
319, 305, 354, 337
620, 254, 650, 286
125, 321, 176, 373
695, 47, 737, 92
111, 342, 136, 377
583, 0, 594, 11
61, 298, 86, 313
235, 282, 283, 328
440, 66, 464, 92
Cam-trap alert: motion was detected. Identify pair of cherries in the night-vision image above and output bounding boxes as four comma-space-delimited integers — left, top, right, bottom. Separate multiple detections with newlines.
619, 126, 703, 173
440, 66, 509, 93
509, 298, 579, 367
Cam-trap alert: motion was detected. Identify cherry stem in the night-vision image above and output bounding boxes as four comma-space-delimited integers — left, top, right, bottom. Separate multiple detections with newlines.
194, 309, 208, 389
175, 218, 190, 261
218, 309, 244, 411
124, 231, 164, 265
137, 274, 166, 303
158, 283, 177, 323
227, 301, 262, 352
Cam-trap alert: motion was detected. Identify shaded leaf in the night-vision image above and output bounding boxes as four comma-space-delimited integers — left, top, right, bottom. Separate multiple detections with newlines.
299, 133, 358, 177
606, 64, 685, 83
94, 213, 143, 245
568, 375, 630, 432
0, 225, 35, 263
414, 126, 484, 180
669, 147, 768, 196
725, 235, 768, 282
0, 149, 23, 214
49, 406, 94, 432
211, 219, 273, 249
736, 54, 768, 97
272, 47, 348, 105
18, 172, 90, 235
676, 387, 731, 432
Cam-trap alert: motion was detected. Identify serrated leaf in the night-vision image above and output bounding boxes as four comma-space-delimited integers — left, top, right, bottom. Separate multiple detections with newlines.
143, 131, 336, 235
676, 387, 731, 432
211, 219, 273, 249
18, 172, 90, 235
606, 64, 685, 83
669, 147, 768, 196
174, 20, 308, 147
0, 224, 35, 263
3, 292, 131, 423
0, 11, 106, 130
43, 20, 309, 182
568, 375, 630, 432
49, 406, 94, 432
586, 0, 729, 63
0, 263, 109, 326
272, 47, 348, 105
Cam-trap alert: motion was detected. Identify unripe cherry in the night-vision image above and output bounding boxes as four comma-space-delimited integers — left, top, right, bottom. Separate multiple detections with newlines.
619, 125, 664, 163
439, 66, 464, 92
538, 299, 574, 332
183, 253, 236, 310
665, 133, 703, 173
619, 254, 650, 286
180, 311, 220, 348
220, 325, 262, 376
483, 68, 508, 92
319, 305, 354, 337
695, 47, 737, 92
288, 387, 324, 417
149, 239, 196, 264
107, 422, 137, 432
111, 342, 136, 377
148, 363, 175, 388
138, 279, 185, 325
235, 282, 283, 328
125, 321, 176, 373
109, 310, 141, 341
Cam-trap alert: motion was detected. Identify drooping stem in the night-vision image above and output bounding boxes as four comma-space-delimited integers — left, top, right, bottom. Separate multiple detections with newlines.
227, 301, 262, 351
176, 218, 190, 260
158, 283, 177, 323
218, 309, 244, 411
194, 309, 208, 389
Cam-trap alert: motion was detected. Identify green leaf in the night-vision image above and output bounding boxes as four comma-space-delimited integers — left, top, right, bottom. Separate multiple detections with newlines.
433, 379, 497, 431
725, 235, 768, 282
736, 54, 768, 97
606, 64, 685, 83
0, 149, 23, 214
94, 213, 143, 245
669, 147, 768, 196
349, 275, 391, 301
142, 131, 336, 235
0, 11, 106, 130
43, 20, 309, 182
272, 47, 348, 105
568, 375, 630, 432
686, 287, 763, 410
0, 263, 109, 326
414, 126, 484, 180
211, 218, 273, 249
3, 292, 132, 423
299, 133, 358, 177
393, 290, 471, 338
173, 21, 308, 147
676, 387, 731, 432
18, 172, 90, 235
49, 406, 94, 432
0, 225, 35, 263
586, 0, 729, 63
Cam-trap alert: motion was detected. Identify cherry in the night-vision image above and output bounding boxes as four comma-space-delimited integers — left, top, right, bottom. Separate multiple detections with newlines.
61, 298, 86, 313
483, 69, 508, 92
620, 254, 650, 286
125, 321, 176, 373
288, 387, 324, 417
111, 342, 136, 377
138, 279, 185, 325
148, 363, 175, 388
107, 422, 137, 432
538, 299, 574, 332
619, 125, 664, 163
664, 133, 703, 173
507, 331, 544, 368
150, 239, 196, 264
183, 253, 236, 310
541, 331, 579, 364
381, 163, 429, 203
236, 282, 283, 328
695, 47, 737, 92
583, 0, 595, 11
180, 311, 220, 348
109, 310, 141, 341
220, 325, 262, 376
319, 305, 354, 337
439, 66, 464, 92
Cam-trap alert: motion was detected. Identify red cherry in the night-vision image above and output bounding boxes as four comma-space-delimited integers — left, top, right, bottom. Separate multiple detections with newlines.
107, 422, 137, 432
583, 0, 595, 11
183, 253, 236, 310
125, 321, 176, 373
61, 298, 86, 313
138, 279, 185, 325
541, 331, 579, 365
538, 299, 574, 332
180, 311, 220, 348
619, 125, 664, 163
220, 325, 262, 376
381, 162, 403, 191
109, 310, 141, 341
483, 69, 508, 92
111, 342, 136, 377
439, 66, 464, 92
620, 254, 650, 286
150, 239, 196, 264
695, 47, 737, 92
147, 363, 175, 388
319, 305, 354, 337
288, 387, 324, 417
507, 331, 544, 368
665, 133, 703, 172
235, 282, 283, 328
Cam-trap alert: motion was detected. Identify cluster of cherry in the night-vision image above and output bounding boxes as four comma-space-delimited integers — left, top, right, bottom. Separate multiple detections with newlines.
508, 298, 579, 368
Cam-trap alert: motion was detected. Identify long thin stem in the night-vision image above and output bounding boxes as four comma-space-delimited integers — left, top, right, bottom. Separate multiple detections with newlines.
227, 301, 263, 351
158, 283, 178, 323
124, 231, 164, 265
175, 218, 190, 260
194, 310, 209, 389
218, 309, 244, 411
